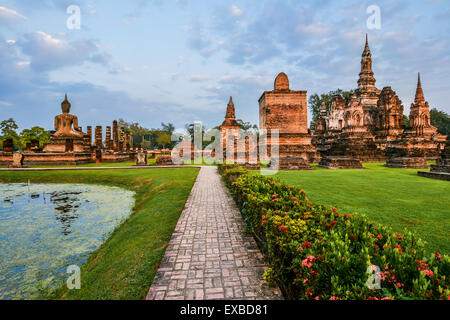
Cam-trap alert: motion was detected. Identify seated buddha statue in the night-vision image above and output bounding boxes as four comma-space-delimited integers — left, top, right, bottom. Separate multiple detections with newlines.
53, 94, 84, 138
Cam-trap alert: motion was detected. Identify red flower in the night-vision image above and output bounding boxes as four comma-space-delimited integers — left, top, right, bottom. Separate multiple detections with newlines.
303, 241, 312, 248
349, 234, 356, 240
329, 296, 339, 300
278, 225, 288, 232
376, 234, 383, 240
435, 252, 443, 261
424, 269, 434, 277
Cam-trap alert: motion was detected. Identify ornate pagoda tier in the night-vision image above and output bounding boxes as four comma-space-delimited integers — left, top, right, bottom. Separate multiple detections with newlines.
259, 73, 317, 170
385, 74, 446, 161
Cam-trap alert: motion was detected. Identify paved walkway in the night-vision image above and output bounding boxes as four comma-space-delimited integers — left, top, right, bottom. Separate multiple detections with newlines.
146, 166, 282, 300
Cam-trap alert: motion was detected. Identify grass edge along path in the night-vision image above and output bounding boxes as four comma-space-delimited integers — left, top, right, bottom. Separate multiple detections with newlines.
0, 167, 200, 300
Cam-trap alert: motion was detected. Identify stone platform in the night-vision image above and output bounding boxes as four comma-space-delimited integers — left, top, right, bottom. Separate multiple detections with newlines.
318, 156, 363, 169
274, 157, 312, 170
385, 157, 429, 169
417, 171, 450, 181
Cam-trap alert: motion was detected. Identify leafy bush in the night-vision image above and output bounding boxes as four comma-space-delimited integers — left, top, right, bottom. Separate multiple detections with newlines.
221, 168, 450, 300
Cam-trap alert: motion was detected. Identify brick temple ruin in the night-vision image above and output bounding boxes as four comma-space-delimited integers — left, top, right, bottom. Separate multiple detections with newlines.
0, 95, 135, 167
219, 97, 259, 169
258, 72, 318, 170
312, 35, 447, 168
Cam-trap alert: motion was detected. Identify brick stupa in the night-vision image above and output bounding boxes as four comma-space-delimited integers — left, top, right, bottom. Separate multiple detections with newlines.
259, 73, 317, 170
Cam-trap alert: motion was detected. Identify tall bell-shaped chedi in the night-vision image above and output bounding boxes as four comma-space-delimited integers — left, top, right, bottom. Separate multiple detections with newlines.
357, 35, 379, 102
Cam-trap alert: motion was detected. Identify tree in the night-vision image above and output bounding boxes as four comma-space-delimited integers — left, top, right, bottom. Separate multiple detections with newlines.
161, 122, 175, 135
236, 119, 258, 131
404, 115, 410, 128
0, 118, 20, 150
156, 132, 172, 149
430, 108, 450, 137
309, 89, 354, 121
20, 127, 50, 149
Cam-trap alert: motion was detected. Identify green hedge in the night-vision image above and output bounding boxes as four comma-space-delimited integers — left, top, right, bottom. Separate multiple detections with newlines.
219, 165, 450, 300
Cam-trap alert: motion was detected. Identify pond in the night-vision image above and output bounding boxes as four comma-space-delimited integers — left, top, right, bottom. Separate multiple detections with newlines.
0, 183, 135, 300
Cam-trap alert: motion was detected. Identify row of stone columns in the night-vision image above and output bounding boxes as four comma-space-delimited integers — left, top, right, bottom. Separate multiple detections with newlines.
85, 121, 132, 152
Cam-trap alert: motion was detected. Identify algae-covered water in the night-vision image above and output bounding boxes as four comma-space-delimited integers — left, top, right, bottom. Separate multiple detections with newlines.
0, 183, 135, 299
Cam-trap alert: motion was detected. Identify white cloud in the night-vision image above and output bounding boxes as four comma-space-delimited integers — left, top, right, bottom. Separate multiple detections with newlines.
16, 61, 30, 67
17, 31, 110, 71
0, 100, 14, 107
296, 23, 331, 36
0, 6, 26, 24
230, 5, 243, 17
189, 74, 212, 82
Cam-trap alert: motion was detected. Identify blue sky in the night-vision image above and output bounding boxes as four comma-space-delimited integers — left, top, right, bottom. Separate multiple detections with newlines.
0, 0, 449, 132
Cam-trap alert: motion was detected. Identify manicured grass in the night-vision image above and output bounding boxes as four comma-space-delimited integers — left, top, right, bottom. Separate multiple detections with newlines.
265, 162, 449, 254
0, 167, 199, 300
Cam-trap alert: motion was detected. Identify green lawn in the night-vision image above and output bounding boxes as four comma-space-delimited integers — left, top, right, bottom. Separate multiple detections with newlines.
0, 167, 200, 300
266, 162, 450, 255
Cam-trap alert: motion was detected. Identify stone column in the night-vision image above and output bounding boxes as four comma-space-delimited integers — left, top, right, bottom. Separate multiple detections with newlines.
106, 126, 112, 150
87, 126, 92, 145
113, 121, 118, 151
119, 128, 125, 152
126, 132, 131, 151
95, 126, 103, 149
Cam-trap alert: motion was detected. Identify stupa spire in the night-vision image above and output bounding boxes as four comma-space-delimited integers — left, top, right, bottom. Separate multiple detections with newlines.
415, 72, 425, 105
221, 96, 239, 127
226, 96, 236, 120
357, 34, 377, 93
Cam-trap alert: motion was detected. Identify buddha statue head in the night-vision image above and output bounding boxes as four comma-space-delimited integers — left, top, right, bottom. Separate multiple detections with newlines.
61, 94, 71, 114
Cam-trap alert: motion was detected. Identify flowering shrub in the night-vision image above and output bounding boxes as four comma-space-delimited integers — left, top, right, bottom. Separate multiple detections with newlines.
156, 156, 173, 165
221, 168, 450, 300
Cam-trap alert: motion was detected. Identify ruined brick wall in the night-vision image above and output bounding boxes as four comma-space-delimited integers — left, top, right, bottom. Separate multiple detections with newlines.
259, 91, 308, 134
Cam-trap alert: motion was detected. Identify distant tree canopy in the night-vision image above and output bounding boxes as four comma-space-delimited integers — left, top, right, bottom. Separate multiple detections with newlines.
236, 119, 258, 131
309, 89, 354, 122
0, 119, 50, 150
430, 108, 450, 138
117, 119, 177, 150
20, 127, 50, 148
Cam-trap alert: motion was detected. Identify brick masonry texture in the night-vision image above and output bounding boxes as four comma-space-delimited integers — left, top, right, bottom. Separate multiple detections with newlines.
146, 166, 282, 300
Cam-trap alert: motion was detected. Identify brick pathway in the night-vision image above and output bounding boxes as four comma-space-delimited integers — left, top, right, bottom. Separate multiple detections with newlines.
146, 166, 282, 300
